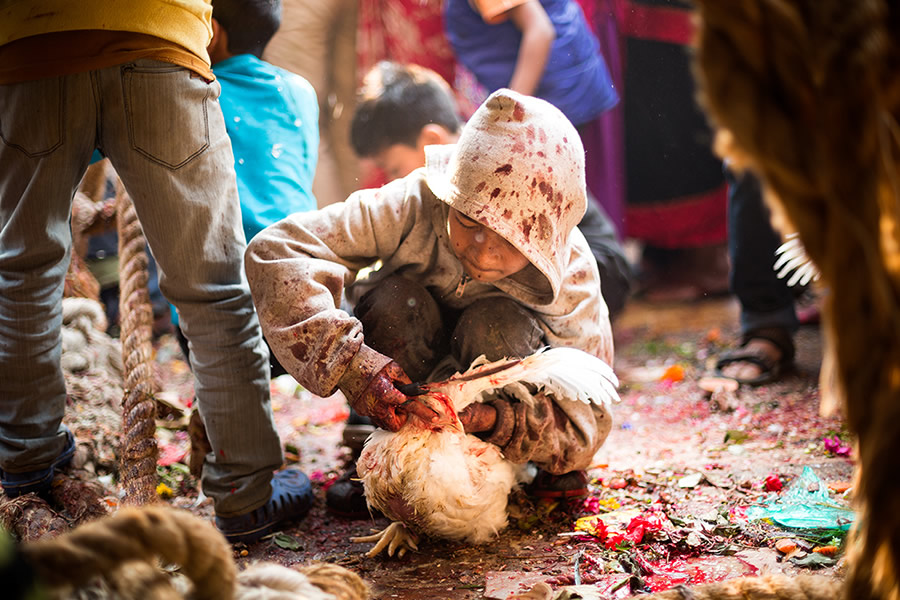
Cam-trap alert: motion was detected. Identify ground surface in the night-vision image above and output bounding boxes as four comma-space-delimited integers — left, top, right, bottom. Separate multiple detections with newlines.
64, 293, 856, 599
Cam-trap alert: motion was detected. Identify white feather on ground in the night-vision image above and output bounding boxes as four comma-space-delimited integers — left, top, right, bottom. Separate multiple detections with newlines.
354, 347, 618, 556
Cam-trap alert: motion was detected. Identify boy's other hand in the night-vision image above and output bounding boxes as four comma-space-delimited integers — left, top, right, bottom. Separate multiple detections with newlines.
458, 403, 497, 433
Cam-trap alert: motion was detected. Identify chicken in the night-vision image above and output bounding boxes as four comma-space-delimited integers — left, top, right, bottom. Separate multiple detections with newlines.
351, 346, 618, 557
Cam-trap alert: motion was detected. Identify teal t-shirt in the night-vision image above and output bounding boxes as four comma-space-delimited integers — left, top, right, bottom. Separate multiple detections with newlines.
170, 55, 320, 326
214, 54, 319, 242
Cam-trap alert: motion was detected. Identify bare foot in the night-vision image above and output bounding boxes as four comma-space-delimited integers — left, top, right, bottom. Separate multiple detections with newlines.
719, 338, 782, 381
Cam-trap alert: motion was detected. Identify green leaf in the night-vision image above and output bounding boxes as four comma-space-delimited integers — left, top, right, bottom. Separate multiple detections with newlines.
723, 430, 749, 444
272, 533, 303, 551
789, 552, 836, 569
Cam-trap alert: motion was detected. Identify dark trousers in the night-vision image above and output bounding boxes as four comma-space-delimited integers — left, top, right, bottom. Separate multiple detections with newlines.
355, 275, 544, 382
726, 169, 798, 337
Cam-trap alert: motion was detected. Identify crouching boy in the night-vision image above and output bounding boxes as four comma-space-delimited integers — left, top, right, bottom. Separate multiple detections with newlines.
245, 89, 614, 508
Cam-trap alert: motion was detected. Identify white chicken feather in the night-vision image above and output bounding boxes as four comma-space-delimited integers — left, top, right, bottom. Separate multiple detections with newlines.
774, 232, 820, 287
352, 347, 618, 557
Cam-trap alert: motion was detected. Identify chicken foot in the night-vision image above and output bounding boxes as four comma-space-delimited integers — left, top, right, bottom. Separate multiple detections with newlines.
350, 521, 419, 558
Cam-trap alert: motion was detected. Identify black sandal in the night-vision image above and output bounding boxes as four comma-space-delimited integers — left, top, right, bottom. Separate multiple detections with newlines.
714, 327, 795, 386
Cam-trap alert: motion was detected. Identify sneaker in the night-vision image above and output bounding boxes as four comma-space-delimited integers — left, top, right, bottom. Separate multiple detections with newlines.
0, 429, 76, 498
325, 464, 371, 519
214, 467, 313, 544
529, 470, 589, 499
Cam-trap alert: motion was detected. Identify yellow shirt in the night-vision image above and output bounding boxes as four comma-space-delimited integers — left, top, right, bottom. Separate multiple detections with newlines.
0, 0, 214, 83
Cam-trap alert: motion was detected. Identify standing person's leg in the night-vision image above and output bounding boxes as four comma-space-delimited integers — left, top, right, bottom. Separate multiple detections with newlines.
716, 168, 797, 384
0, 72, 97, 495
96, 60, 309, 538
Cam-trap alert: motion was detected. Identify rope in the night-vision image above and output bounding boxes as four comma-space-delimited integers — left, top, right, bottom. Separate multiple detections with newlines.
19, 506, 370, 600
80, 160, 111, 205
115, 179, 159, 506
297, 563, 370, 600
636, 575, 837, 600
21, 506, 236, 600
68, 160, 115, 302
690, 2, 900, 599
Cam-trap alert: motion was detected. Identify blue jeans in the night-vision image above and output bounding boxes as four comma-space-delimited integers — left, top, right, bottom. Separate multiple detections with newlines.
0, 60, 282, 516
726, 168, 798, 337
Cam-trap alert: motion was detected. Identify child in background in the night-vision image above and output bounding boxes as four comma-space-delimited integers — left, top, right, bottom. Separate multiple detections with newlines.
443, 0, 618, 130
351, 61, 631, 318
208, 0, 319, 242
246, 89, 615, 516
175, 0, 321, 376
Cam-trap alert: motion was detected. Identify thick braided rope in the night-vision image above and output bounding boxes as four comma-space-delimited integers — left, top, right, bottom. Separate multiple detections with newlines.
298, 563, 370, 600
20, 506, 236, 600
691, 2, 900, 600
235, 562, 369, 600
637, 574, 836, 600
80, 160, 111, 205
115, 179, 159, 506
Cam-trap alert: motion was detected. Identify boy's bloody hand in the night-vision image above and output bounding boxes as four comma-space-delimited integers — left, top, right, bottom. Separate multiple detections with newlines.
351, 361, 416, 431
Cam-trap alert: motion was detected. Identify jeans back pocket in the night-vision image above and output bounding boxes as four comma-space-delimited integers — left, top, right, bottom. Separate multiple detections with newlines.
123, 63, 211, 169
0, 78, 64, 157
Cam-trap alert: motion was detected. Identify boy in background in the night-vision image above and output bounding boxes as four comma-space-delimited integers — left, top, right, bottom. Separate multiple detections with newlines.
246, 89, 615, 516
208, 0, 319, 242
443, 0, 617, 132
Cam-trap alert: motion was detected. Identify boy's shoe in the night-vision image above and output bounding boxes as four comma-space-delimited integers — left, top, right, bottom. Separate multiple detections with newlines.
325, 464, 372, 519
215, 467, 313, 544
0, 429, 76, 498
529, 470, 589, 499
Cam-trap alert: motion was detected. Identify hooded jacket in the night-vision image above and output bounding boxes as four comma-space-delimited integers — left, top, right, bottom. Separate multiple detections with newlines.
245, 90, 613, 401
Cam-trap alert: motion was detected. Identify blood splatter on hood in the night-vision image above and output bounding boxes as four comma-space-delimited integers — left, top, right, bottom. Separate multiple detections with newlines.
424, 89, 587, 301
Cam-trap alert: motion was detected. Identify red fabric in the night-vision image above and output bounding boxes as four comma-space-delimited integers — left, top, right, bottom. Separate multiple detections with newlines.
625, 184, 728, 248
357, 0, 457, 87
619, 1, 694, 46
357, 0, 484, 121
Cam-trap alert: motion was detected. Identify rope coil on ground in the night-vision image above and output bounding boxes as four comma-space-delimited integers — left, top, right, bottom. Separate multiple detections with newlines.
21, 506, 236, 600
18, 506, 369, 600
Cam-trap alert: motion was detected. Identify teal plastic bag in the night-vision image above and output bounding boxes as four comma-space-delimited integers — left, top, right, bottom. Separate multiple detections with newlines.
746, 466, 854, 530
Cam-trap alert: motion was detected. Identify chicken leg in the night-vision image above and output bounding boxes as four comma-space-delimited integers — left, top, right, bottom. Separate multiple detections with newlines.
351, 521, 419, 558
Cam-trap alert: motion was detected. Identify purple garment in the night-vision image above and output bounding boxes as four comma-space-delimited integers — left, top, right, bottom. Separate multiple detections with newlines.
444, 0, 618, 127
578, 0, 626, 238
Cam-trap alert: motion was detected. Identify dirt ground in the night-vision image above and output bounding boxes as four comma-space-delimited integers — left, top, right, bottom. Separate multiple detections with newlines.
46, 292, 855, 599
